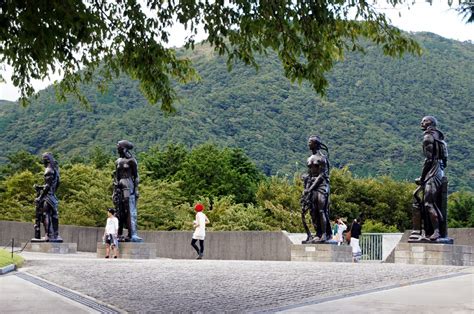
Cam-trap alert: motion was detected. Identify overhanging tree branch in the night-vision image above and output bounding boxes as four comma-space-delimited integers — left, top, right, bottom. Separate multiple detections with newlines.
3, 0, 464, 111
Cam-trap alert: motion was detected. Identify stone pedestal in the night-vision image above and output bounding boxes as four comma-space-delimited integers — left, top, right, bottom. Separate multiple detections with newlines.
97, 242, 156, 259
394, 243, 474, 266
407, 236, 453, 244
302, 238, 338, 245
22, 242, 77, 254
291, 244, 352, 262
31, 238, 63, 243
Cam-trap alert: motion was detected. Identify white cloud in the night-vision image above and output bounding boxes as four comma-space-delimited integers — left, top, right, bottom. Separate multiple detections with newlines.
378, 1, 474, 42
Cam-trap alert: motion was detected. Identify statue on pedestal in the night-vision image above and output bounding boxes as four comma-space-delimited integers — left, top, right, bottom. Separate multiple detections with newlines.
33, 152, 62, 242
112, 140, 143, 242
409, 116, 452, 244
301, 136, 333, 244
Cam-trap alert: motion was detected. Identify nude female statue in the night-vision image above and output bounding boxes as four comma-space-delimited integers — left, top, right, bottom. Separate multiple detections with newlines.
301, 136, 332, 243
113, 140, 142, 242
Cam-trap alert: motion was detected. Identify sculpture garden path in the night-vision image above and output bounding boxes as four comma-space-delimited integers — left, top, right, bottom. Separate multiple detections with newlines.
1, 251, 473, 313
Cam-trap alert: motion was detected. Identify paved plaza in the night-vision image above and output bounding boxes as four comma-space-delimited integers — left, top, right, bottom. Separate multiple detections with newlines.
1, 251, 473, 313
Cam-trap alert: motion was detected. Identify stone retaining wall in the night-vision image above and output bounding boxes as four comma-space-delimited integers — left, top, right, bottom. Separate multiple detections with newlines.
2, 220, 473, 262
0, 221, 103, 252
0, 220, 292, 261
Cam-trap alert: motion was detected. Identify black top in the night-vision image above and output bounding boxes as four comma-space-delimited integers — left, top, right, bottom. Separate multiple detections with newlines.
350, 222, 362, 239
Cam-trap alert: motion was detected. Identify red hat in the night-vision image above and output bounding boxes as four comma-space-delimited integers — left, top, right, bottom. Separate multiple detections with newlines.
194, 203, 204, 212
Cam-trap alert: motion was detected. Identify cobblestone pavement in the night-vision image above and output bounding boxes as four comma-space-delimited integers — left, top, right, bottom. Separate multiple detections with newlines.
19, 253, 467, 313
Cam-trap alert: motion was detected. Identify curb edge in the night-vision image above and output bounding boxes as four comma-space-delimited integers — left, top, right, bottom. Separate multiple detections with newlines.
0, 264, 16, 275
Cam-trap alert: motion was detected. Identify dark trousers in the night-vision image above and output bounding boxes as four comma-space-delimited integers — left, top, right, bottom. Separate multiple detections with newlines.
191, 239, 204, 255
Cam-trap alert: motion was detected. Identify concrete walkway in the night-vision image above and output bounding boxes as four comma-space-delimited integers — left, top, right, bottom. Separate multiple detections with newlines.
1, 251, 473, 313
0, 274, 98, 313
278, 268, 474, 313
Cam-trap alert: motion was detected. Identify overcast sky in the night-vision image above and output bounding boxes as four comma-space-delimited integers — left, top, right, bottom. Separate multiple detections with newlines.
1, 1, 473, 102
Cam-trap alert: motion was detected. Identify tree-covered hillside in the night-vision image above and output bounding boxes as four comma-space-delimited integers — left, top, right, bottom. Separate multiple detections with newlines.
0, 32, 472, 190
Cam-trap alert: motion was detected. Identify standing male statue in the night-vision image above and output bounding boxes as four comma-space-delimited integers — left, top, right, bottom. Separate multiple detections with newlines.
113, 140, 143, 242
301, 135, 332, 243
409, 116, 450, 243
33, 152, 62, 242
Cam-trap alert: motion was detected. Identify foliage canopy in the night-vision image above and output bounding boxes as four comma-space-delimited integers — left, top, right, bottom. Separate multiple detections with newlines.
1, 32, 472, 191
0, 0, 425, 110
2, 149, 472, 232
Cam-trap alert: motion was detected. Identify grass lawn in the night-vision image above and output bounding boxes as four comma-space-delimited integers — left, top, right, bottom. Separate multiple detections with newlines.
0, 248, 24, 268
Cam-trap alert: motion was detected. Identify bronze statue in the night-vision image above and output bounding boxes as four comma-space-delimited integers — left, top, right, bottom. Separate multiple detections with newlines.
33, 152, 62, 242
301, 136, 332, 243
113, 140, 142, 242
409, 116, 451, 243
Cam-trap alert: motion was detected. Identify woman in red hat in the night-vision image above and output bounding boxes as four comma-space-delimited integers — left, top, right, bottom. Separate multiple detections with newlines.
191, 203, 210, 259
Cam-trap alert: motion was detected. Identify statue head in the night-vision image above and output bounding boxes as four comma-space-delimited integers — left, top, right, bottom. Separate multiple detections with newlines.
41, 152, 55, 167
308, 135, 322, 151
421, 116, 437, 131
117, 140, 134, 158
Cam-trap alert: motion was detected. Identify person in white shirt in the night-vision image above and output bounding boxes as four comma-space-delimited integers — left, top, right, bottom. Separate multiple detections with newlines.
336, 218, 347, 246
191, 203, 210, 259
104, 208, 119, 258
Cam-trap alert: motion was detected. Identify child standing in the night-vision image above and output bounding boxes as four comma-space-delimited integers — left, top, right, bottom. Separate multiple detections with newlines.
104, 208, 119, 259
191, 203, 210, 259
336, 218, 347, 246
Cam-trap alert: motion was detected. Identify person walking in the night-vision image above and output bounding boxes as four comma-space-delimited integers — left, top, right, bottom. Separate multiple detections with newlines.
191, 203, 210, 259
349, 218, 362, 262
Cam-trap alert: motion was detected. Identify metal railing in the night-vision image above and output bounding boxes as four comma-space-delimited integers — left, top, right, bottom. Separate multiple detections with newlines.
359, 233, 383, 261
3, 238, 30, 258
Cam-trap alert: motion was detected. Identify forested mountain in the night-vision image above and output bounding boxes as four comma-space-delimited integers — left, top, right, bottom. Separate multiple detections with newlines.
0, 32, 472, 190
